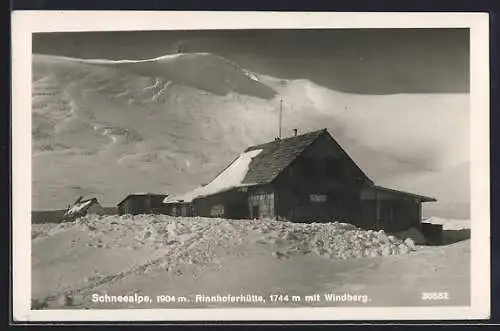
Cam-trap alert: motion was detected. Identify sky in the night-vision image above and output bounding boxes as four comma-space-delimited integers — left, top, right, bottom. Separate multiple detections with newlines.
32, 28, 469, 95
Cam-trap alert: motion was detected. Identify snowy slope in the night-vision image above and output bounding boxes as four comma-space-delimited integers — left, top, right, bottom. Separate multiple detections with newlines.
32, 53, 470, 218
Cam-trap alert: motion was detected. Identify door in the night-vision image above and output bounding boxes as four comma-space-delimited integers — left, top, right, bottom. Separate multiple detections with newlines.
379, 201, 395, 231
252, 205, 259, 219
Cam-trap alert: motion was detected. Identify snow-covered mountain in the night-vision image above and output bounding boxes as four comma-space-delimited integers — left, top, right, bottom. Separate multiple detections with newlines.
32, 53, 470, 218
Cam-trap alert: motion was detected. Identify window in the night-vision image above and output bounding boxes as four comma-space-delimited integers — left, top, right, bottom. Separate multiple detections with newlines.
310, 194, 327, 202
210, 204, 225, 217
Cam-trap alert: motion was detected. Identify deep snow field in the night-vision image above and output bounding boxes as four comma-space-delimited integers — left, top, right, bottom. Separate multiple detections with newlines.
31, 215, 470, 309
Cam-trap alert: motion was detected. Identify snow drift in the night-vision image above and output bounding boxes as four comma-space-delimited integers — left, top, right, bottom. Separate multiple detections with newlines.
31, 214, 470, 309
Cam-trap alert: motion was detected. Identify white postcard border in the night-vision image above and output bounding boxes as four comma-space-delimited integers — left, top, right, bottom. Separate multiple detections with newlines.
11, 11, 490, 321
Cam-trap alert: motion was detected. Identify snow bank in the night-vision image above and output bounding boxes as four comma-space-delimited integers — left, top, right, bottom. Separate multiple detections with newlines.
32, 214, 422, 308
33, 214, 417, 263
423, 217, 471, 230
165, 149, 263, 203
31, 222, 60, 239
250, 220, 416, 259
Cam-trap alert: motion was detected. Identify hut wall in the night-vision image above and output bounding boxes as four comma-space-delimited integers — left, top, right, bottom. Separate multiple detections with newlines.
360, 188, 422, 232
118, 195, 168, 215
248, 186, 275, 219
277, 188, 362, 224
165, 203, 196, 217
359, 199, 377, 229
272, 135, 364, 224
194, 189, 249, 219
421, 223, 443, 245
118, 197, 147, 215
87, 203, 105, 215
149, 195, 169, 214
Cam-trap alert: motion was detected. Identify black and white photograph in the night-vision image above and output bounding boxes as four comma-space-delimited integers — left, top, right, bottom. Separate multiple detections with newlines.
12, 11, 490, 321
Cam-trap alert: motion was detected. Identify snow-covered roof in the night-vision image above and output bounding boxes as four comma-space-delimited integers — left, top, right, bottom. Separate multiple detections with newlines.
117, 193, 169, 206
164, 149, 263, 203
128, 192, 167, 196
65, 199, 99, 217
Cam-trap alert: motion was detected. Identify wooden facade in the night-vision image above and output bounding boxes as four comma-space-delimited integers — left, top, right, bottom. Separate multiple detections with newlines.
272, 133, 369, 223
163, 129, 436, 231
360, 187, 423, 232
248, 186, 275, 219
117, 193, 168, 215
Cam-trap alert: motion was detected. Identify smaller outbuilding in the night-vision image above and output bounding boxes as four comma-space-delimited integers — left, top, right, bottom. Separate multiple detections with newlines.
117, 193, 169, 215
62, 196, 106, 222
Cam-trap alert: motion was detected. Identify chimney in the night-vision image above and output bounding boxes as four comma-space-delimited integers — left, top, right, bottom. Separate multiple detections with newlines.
293, 128, 298, 137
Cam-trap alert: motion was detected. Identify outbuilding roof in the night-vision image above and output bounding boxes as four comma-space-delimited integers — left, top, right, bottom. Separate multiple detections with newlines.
117, 193, 168, 206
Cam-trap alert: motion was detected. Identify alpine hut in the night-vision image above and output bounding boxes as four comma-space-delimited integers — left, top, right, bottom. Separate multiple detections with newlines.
117, 193, 169, 215
163, 129, 436, 232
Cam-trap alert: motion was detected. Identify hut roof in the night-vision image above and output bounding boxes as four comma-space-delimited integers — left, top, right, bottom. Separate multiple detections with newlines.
164, 149, 263, 203
241, 128, 371, 185
63, 197, 103, 219
117, 193, 168, 206
164, 128, 436, 204
165, 128, 368, 203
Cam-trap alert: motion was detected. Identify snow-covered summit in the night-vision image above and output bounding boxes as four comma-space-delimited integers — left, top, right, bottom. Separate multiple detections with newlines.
35, 52, 277, 99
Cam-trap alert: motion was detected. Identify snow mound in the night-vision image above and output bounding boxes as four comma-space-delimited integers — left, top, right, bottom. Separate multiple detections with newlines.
31, 222, 60, 239
253, 220, 416, 259
165, 149, 263, 203
31, 214, 422, 308
33, 214, 417, 264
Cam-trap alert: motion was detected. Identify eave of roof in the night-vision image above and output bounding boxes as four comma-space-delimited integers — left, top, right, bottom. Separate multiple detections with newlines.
117, 193, 169, 206
164, 183, 260, 204
372, 185, 437, 202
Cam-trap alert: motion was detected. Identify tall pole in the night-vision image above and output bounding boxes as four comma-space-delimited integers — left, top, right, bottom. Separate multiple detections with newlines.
279, 97, 283, 139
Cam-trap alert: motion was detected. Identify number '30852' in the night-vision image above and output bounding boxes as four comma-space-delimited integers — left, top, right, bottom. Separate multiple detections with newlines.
421, 292, 449, 300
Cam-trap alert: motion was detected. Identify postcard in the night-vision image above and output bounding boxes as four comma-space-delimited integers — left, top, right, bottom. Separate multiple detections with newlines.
11, 11, 490, 321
